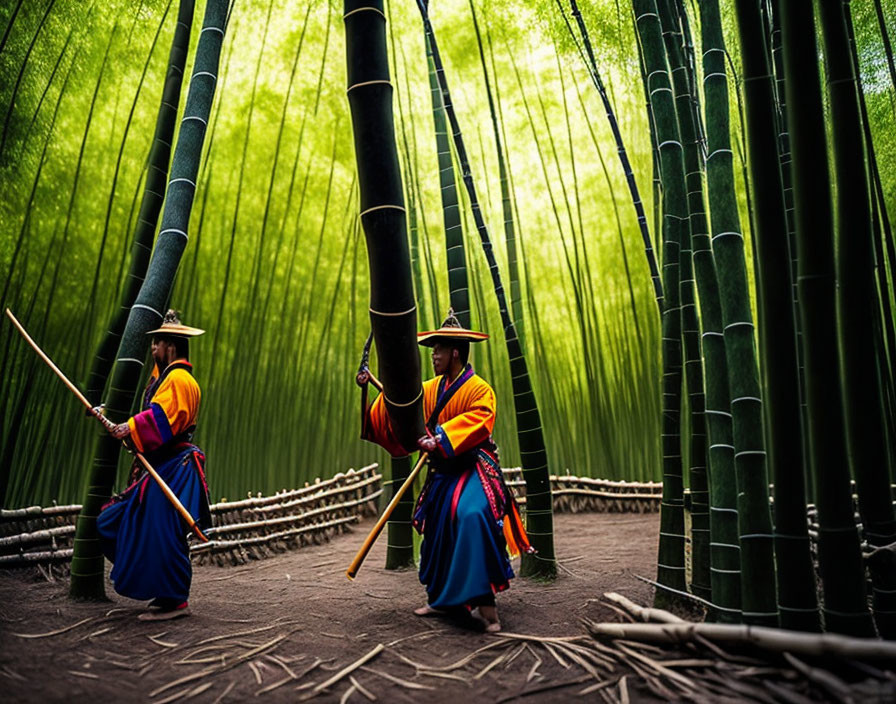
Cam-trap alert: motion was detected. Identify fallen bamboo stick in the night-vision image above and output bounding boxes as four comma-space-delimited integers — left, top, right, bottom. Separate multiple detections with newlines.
602, 592, 686, 624
585, 621, 896, 660
303, 644, 385, 699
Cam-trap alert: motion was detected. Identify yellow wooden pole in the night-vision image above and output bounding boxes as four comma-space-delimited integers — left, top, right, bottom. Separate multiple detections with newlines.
346, 450, 427, 580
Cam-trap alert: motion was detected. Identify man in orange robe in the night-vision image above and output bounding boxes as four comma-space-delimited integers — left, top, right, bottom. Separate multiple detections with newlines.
358, 311, 531, 632
98, 310, 210, 621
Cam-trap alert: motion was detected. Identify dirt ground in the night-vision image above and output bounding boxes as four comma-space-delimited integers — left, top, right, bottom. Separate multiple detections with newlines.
0, 513, 663, 703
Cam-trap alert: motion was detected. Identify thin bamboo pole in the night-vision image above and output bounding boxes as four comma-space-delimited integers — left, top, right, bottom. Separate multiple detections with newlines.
632, 0, 687, 605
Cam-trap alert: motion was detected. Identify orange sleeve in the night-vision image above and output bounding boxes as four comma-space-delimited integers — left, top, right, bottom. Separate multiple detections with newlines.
127, 369, 200, 452
432, 381, 495, 457
362, 391, 410, 457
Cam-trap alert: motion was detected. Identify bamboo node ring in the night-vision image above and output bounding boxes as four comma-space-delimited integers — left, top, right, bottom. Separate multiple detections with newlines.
384, 388, 423, 408
359, 204, 406, 217
369, 306, 416, 317
343, 7, 386, 21
347, 79, 392, 94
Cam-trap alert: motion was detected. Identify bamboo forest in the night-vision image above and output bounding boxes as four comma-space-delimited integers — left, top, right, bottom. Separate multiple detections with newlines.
2, 0, 896, 701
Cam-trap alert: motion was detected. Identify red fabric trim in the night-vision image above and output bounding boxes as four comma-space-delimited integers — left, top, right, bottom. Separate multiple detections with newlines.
450, 470, 471, 520
138, 476, 150, 504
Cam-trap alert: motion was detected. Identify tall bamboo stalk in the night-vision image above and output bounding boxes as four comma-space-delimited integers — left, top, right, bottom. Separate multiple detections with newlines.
688, 0, 739, 624
818, 0, 896, 639
632, 0, 686, 604
69, 0, 228, 600
779, 0, 875, 637
423, 28, 468, 329
84, 0, 195, 406
344, 0, 424, 455
418, 0, 555, 578
655, 0, 712, 606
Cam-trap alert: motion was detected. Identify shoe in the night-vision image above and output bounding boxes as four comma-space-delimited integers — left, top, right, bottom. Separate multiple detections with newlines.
138, 602, 190, 621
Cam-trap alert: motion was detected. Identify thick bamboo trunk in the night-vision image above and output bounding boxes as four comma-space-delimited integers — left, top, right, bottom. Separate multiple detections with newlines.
722, 0, 819, 633
384, 455, 415, 570
344, 0, 424, 454
779, 0, 875, 637
819, 0, 896, 639
69, 0, 228, 600
657, 0, 712, 607
731, 0, 831, 630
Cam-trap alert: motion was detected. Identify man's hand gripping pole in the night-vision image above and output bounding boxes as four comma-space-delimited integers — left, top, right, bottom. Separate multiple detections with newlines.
4, 308, 209, 543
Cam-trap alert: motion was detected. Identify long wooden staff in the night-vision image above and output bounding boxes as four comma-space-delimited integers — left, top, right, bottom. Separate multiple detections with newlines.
5, 308, 209, 543
346, 368, 427, 580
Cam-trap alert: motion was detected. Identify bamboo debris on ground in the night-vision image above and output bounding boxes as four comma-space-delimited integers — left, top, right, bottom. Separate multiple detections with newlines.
302, 644, 385, 700
338, 601, 895, 701
602, 592, 686, 624
11, 616, 95, 638
149, 632, 293, 698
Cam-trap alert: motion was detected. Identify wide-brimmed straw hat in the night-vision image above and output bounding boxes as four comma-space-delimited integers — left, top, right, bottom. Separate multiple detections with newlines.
146, 309, 205, 337
417, 308, 488, 347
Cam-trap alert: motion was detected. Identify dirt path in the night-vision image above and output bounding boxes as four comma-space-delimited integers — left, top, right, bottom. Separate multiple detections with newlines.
0, 512, 661, 703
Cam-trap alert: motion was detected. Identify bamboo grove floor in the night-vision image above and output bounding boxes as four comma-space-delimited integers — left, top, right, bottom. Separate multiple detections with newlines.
2, 513, 894, 703
0, 513, 658, 702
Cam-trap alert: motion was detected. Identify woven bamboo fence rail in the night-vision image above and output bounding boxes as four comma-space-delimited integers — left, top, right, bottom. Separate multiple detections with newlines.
503, 468, 662, 514
0, 464, 383, 572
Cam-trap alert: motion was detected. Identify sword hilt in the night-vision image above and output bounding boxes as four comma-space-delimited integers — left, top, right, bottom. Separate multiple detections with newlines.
358, 330, 374, 376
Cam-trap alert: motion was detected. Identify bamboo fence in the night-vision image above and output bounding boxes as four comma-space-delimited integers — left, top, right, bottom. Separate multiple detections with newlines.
1, 465, 663, 574
5, 467, 891, 577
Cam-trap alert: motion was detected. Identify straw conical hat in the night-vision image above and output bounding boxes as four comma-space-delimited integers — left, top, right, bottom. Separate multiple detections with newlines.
417, 308, 488, 347
145, 309, 205, 337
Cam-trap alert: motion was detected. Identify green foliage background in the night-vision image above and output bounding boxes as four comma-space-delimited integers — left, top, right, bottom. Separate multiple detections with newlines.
0, 0, 892, 506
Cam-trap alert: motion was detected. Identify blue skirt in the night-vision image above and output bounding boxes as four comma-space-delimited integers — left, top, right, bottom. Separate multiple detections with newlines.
97, 446, 209, 602
416, 469, 515, 608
